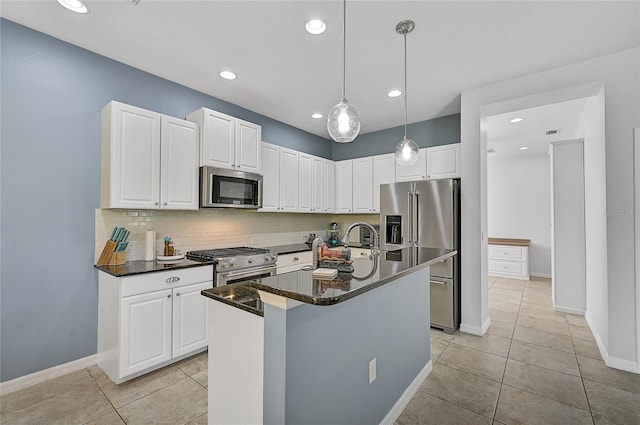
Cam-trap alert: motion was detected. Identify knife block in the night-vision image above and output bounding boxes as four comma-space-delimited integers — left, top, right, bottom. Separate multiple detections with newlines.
97, 240, 118, 266
108, 251, 127, 266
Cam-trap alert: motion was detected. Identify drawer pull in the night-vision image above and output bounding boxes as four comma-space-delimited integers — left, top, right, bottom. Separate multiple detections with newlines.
167, 294, 171, 298
292, 257, 299, 262
166, 276, 181, 284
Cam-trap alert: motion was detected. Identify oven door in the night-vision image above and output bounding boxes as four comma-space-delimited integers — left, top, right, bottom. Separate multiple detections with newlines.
215, 264, 276, 286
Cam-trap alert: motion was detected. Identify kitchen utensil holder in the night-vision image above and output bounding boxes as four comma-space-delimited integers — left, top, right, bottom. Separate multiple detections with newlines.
108, 251, 127, 266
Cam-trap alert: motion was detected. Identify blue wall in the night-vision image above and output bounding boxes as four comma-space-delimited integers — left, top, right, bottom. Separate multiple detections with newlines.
332, 113, 461, 161
0, 19, 329, 382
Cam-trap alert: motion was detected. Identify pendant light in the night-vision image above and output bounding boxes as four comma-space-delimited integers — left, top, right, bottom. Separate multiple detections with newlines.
394, 20, 419, 166
327, 0, 361, 143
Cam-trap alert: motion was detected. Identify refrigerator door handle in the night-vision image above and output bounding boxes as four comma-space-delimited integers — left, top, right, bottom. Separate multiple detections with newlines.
413, 192, 419, 246
407, 191, 413, 245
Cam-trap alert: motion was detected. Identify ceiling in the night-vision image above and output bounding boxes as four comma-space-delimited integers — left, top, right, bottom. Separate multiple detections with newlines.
1, 1, 638, 139
486, 98, 589, 156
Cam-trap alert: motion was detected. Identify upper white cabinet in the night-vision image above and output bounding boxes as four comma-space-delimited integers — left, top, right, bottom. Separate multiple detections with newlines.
426, 143, 460, 179
395, 148, 427, 182
372, 153, 396, 211
298, 153, 313, 212
259, 142, 299, 212
335, 160, 353, 213
101, 101, 198, 210
323, 160, 335, 213
186, 108, 261, 173
352, 157, 373, 213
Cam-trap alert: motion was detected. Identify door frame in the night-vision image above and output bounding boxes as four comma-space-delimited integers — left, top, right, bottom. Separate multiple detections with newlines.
634, 128, 640, 371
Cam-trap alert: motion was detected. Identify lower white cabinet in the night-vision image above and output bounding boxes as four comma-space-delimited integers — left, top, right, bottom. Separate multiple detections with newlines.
98, 265, 213, 384
488, 241, 530, 280
276, 251, 313, 274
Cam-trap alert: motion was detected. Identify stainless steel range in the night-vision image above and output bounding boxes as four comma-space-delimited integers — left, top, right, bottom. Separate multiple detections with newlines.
187, 247, 278, 286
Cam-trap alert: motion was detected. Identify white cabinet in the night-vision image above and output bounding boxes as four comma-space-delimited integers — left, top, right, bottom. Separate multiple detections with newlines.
352, 157, 374, 213
101, 101, 199, 210
186, 108, 261, 173
98, 265, 213, 384
488, 241, 530, 280
276, 251, 313, 274
396, 148, 427, 182
335, 160, 353, 213
259, 143, 299, 212
298, 153, 313, 212
311, 157, 325, 213
426, 143, 461, 180
323, 160, 335, 213
372, 153, 397, 212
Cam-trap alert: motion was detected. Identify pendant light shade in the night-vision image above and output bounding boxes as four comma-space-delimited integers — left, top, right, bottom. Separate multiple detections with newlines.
394, 20, 419, 166
327, 0, 361, 143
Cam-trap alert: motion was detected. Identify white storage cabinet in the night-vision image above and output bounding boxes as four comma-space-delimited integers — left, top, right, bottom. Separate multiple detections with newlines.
335, 160, 353, 213
259, 142, 299, 212
426, 143, 461, 180
488, 242, 530, 280
98, 265, 213, 384
186, 108, 261, 173
101, 101, 199, 210
396, 148, 427, 182
276, 251, 313, 274
299, 153, 326, 213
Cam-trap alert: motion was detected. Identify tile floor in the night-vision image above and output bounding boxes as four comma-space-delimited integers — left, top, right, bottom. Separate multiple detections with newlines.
1, 276, 639, 425
396, 276, 640, 425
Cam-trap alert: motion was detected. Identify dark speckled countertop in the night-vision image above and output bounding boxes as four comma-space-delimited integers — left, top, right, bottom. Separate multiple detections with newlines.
95, 259, 212, 277
201, 281, 263, 316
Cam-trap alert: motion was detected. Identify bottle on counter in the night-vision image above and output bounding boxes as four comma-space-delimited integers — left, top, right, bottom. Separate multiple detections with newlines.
163, 236, 171, 256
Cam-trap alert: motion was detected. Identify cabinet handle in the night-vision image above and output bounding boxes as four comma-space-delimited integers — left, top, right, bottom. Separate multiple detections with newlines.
154, 202, 159, 205
167, 294, 171, 298
293, 257, 299, 262
176, 293, 180, 297
166, 276, 180, 283
163, 202, 168, 206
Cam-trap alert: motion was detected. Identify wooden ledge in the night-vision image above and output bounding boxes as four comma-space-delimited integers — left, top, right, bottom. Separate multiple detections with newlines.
488, 237, 530, 247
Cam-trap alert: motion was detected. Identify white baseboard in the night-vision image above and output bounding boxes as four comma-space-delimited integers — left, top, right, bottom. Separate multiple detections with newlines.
530, 272, 552, 279
460, 316, 490, 336
554, 305, 585, 315
584, 313, 640, 374
380, 360, 433, 425
0, 354, 97, 396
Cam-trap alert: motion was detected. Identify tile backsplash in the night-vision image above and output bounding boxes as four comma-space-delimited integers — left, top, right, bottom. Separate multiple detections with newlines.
94, 209, 368, 261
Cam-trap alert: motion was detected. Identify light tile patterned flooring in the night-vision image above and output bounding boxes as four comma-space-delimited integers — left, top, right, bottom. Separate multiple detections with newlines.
1, 276, 639, 424
396, 276, 640, 425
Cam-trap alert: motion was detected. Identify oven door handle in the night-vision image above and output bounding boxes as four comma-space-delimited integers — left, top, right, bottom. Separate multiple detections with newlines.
217, 265, 276, 281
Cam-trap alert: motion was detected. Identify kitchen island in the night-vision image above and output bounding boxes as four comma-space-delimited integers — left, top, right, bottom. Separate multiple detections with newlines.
202, 247, 455, 425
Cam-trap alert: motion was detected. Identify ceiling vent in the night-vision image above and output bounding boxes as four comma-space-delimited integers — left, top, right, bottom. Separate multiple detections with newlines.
546, 129, 559, 135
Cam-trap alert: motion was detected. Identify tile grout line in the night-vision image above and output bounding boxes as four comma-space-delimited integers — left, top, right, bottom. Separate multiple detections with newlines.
84, 366, 129, 425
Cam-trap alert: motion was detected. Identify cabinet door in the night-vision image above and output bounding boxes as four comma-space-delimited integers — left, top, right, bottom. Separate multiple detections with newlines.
105, 102, 161, 209
372, 153, 396, 212
259, 142, 280, 212
335, 160, 353, 213
200, 109, 235, 169
120, 289, 172, 377
279, 148, 299, 211
235, 119, 261, 173
323, 160, 335, 213
427, 143, 460, 180
395, 148, 427, 182
311, 157, 325, 213
172, 281, 212, 358
352, 157, 373, 213
298, 153, 313, 212
160, 117, 199, 210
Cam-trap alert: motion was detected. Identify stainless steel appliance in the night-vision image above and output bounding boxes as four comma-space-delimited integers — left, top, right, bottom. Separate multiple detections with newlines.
200, 166, 263, 209
186, 247, 277, 286
359, 225, 380, 247
380, 179, 460, 333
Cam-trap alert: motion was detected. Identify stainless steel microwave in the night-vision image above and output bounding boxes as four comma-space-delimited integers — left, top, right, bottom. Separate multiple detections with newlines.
200, 166, 263, 209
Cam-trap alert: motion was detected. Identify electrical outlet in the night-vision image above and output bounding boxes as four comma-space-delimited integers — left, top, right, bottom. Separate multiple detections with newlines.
369, 358, 376, 384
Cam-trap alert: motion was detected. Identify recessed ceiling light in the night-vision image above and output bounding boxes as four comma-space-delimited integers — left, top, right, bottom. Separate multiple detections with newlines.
387, 90, 402, 98
510, 117, 524, 123
219, 71, 237, 80
519, 146, 529, 151
312, 113, 323, 119
56, 0, 88, 13
305, 19, 326, 35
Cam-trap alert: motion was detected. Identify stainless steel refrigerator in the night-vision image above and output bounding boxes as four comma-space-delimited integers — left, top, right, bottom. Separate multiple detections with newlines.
380, 179, 460, 333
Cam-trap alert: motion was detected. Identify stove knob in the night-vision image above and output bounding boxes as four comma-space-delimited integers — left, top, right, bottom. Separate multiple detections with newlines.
228, 259, 236, 267
271, 254, 278, 261
248, 258, 254, 264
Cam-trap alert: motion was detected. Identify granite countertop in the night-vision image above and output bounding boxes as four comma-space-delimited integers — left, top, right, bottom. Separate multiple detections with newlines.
95, 258, 213, 277
252, 247, 456, 306
201, 281, 263, 316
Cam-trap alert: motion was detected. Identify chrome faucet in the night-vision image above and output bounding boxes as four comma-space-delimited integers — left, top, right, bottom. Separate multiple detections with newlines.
342, 222, 380, 256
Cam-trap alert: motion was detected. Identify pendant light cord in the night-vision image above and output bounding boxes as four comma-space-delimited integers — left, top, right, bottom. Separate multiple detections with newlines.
342, 0, 347, 101
403, 32, 408, 139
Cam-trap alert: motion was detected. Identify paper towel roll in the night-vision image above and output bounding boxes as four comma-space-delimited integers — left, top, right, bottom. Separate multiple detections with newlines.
145, 230, 156, 261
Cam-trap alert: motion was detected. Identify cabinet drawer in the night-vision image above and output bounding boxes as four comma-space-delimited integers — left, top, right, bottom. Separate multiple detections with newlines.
276, 252, 313, 269
121, 265, 213, 297
488, 245, 526, 261
488, 260, 525, 276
